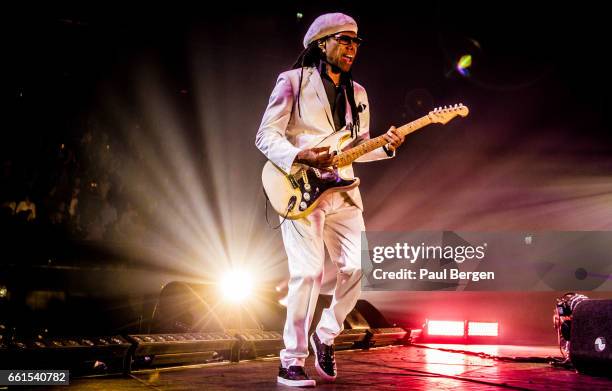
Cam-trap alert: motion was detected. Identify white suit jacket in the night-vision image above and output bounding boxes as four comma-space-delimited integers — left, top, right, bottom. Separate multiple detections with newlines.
256, 66, 393, 210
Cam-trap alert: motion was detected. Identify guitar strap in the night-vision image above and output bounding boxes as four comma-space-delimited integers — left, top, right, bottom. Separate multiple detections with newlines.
342, 85, 355, 139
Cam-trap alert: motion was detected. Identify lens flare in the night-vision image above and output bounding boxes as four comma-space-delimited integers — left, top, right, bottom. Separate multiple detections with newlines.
456, 54, 472, 76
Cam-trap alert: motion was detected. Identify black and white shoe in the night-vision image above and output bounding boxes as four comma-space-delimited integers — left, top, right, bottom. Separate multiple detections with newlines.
310, 332, 337, 381
277, 365, 316, 387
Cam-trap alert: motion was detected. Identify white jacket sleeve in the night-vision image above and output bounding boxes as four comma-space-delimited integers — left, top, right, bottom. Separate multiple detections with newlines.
255, 74, 302, 174
352, 89, 395, 163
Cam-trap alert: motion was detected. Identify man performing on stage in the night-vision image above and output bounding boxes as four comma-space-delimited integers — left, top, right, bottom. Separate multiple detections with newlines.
256, 13, 405, 387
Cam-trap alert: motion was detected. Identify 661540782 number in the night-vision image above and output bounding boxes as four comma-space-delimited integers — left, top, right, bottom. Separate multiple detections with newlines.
0, 370, 69, 385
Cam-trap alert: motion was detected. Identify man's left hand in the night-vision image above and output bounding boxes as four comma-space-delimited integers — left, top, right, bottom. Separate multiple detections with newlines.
382, 126, 405, 152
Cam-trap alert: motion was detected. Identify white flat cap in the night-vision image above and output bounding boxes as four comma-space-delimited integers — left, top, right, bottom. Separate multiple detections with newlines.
303, 13, 358, 48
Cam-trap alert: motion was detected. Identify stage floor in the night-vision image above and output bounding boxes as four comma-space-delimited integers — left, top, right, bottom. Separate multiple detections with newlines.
40, 344, 612, 390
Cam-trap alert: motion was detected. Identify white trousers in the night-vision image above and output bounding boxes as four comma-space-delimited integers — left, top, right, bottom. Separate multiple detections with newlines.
279, 191, 364, 368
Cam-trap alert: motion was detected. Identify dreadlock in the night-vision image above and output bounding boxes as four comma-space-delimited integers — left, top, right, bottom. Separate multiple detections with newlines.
291, 42, 322, 118
290, 40, 360, 135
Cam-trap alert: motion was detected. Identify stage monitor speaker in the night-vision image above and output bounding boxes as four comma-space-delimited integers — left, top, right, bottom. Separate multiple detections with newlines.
234, 330, 284, 360
0, 335, 130, 375
309, 296, 388, 334
151, 281, 263, 333
127, 332, 238, 369
309, 296, 407, 350
353, 299, 408, 347
354, 299, 393, 328
570, 299, 612, 376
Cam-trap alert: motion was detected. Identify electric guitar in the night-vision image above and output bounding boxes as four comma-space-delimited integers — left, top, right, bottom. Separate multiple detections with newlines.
262, 104, 469, 220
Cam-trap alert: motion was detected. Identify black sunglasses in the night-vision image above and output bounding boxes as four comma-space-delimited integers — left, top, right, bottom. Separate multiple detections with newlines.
329, 34, 363, 47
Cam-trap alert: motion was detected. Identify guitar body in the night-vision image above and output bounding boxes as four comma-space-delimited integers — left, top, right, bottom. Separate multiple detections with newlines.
262, 130, 359, 220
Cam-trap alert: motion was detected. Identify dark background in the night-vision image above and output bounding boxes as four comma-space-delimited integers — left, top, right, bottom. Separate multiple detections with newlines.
1, 1, 611, 344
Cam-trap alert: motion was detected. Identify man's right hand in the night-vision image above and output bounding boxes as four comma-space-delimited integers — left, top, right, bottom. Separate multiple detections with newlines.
295, 147, 335, 169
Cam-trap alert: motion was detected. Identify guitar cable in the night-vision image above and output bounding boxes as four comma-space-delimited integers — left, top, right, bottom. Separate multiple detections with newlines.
290, 220, 305, 238
263, 188, 300, 235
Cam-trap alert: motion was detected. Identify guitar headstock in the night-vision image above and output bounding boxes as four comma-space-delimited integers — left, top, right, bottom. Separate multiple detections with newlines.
428, 104, 469, 124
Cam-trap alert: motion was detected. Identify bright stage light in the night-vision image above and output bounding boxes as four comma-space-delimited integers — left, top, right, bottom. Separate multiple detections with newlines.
426, 320, 465, 336
219, 269, 254, 303
467, 321, 499, 337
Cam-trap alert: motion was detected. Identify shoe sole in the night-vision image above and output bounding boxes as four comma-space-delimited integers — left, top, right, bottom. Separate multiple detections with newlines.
277, 376, 316, 387
309, 334, 337, 382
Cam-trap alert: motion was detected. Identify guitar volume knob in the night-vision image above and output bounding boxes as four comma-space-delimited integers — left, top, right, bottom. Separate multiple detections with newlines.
304, 183, 311, 192
299, 201, 307, 211
303, 193, 311, 201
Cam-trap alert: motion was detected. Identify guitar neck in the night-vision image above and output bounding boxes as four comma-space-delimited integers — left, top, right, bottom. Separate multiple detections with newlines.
334, 115, 432, 166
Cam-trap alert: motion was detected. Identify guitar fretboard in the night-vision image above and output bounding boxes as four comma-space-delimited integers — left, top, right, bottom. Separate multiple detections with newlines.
334, 115, 432, 166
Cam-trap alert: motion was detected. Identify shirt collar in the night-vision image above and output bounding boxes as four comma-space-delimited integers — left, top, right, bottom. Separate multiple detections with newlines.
318, 60, 349, 87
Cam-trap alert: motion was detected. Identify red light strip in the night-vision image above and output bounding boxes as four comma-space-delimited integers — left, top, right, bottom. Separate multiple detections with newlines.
467, 321, 499, 336
426, 320, 465, 336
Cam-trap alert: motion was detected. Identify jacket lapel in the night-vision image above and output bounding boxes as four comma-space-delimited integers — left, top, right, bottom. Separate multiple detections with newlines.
308, 68, 335, 131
